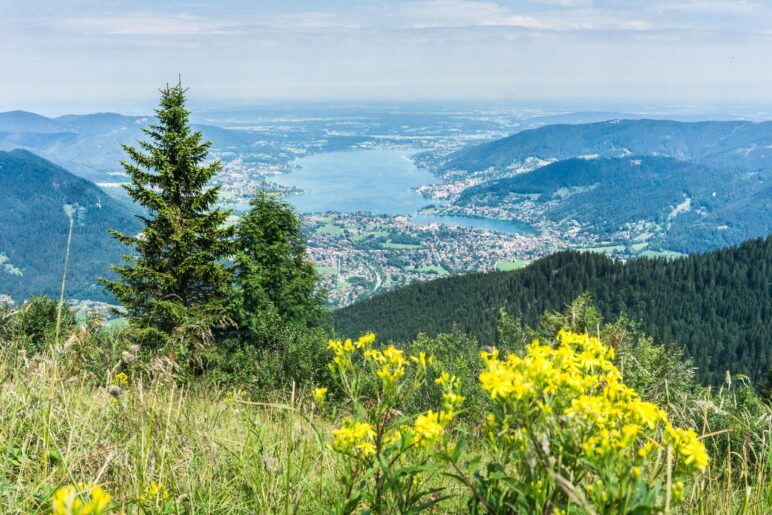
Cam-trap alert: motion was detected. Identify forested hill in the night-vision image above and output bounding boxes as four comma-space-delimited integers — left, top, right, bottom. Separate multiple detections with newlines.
0, 110, 257, 183
0, 149, 140, 301
457, 156, 771, 252
334, 236, 772, 384
440, 119, 772, 175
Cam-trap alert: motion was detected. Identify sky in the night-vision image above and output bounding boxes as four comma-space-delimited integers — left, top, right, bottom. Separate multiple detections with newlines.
2, 0, 772, 114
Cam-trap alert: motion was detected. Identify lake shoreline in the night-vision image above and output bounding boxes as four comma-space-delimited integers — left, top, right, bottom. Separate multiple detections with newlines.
271, 148, 533, 235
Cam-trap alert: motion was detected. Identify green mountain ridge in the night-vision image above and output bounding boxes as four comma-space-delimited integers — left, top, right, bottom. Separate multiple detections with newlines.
0, 110, 260, 183
0, 149, 141, 302
334, 235, 772, 384
457, 155, 771, 252
440, 119, 772, 174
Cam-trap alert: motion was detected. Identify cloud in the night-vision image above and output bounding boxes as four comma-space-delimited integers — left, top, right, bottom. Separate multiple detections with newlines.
395, 0, 594, 30
655, 0, 757, 13
41, 11, 361, 37
50, 13, 238, 36
4, 0, 772, 108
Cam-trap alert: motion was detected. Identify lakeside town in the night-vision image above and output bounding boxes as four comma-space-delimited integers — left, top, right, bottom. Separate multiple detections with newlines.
204, 138, 685, 307
303, 211, 566, 306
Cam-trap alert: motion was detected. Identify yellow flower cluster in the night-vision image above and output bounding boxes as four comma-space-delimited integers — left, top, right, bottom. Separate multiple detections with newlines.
666, 424, 710, 470
111, 372, 128, 387
52, 483, 111, 515
141, 481, 170, 502
312, 387, 328, 404
333, 419, 377, 456
410, 351, 432, 369
411, 411, 444, 447
326, 333, 462, 456
480, 330, 708, 472
365, 345, 408, 386
410, 371, 464, 447
327, 333, 376, 372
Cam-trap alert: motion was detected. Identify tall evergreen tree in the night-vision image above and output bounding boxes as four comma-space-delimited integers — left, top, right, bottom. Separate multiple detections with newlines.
102, 82, 234, 340
233, 190, 325, 334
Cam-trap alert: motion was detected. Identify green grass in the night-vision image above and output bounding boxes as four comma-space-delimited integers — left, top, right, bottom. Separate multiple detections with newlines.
317, 224, 344, 236
495, 260, 529, 271
633, 232, 654, 242
316, 266, 338, 275
352, 231, 388, 242
0, 330, 769, 513
382, 242, 422, 250
0, 346, 340, 513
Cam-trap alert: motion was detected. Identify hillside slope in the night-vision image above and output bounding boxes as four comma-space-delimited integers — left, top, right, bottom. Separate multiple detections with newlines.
0, 111, 258, 183
334, 236, 772, 384
441, 119, 772, 175
457, 156, 771, 252
0, 150, 140, 301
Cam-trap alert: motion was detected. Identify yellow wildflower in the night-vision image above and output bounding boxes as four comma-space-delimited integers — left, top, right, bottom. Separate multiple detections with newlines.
52, 483, 111, 515
311, 387, 328, 404
410, 351, 432, 369
112, 372, 128, 387
435, 371, 451, 386
666, 424, 709, 470
355, 332, 376, 348
333, 420, 376, 457
383, 345, 407, 367
364, 348, 386, 364
376, 364, 405, 386
412, 410, 444, 447
142, 481, 170, 501
479, 361, 517, 399
328, 338, 355, 370
626, 399, 666, 428
357, 441, 376, 456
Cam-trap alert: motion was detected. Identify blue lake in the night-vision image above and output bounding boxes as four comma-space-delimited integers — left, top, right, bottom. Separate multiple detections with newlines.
273, 149, 533, 235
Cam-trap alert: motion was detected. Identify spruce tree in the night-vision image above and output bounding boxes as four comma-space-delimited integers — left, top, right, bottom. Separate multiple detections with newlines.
102, 82, 234, 340
233, 190, 325, 334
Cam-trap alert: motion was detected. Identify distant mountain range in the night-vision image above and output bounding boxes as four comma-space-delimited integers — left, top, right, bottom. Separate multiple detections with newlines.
0, 110, 258, 184
2, 113, 771, 303
440, 119, 772, 175
0, 149, 140, 302
413, 119, 772, 253
457, 155, 771, 252
334, 236, 772, 385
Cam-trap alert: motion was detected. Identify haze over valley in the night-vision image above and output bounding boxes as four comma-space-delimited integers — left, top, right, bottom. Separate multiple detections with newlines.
0, 104, 769, 307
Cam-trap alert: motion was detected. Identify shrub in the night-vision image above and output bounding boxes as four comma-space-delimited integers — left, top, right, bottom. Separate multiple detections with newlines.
405, 330, 488, 422
443, 330, 708, 513
318, 330, 710, 513
16, 296, 75, 352
203, 303, 332, 394
319, 333, 464, 513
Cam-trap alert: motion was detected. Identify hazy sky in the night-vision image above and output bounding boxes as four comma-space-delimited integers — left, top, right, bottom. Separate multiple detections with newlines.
2, 0, 772, 113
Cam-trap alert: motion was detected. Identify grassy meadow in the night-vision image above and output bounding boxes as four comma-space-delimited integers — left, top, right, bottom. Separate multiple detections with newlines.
0, 318, 770, 514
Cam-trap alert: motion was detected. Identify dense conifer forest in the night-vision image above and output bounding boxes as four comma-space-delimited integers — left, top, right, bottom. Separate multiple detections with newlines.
335, 235, 772, 384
